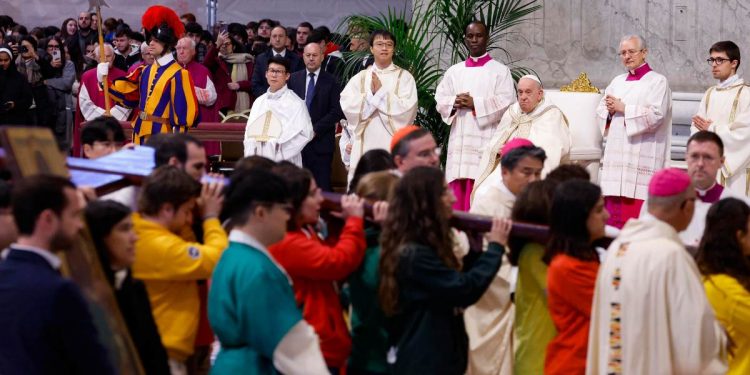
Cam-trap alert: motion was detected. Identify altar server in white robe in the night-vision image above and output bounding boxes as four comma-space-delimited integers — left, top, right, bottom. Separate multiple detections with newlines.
339, 29, 418, 181
471, 75, 571, 204
597, 34, 672, 229
587, 168, 727, 375
434, 21, 516, 211
692, 40, 750, 197
243, 56, 313, 166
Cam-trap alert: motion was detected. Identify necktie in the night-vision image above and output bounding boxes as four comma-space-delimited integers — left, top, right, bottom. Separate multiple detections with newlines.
306, 72, 315, 109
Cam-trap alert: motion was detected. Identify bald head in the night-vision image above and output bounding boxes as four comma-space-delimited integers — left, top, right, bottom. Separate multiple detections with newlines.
176, 37, 196, 65
303, 42, 323, 72
94, 43, 114, 65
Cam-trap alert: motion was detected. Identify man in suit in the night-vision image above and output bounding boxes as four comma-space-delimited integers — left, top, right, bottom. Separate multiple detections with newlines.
252, 25, 304, 97
0, 175, 114, 374
289, 42, 344, 191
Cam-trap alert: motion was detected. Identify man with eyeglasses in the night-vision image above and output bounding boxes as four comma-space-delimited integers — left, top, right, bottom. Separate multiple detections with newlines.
596, 34, 672, 229
434, 20, 516, 212
243, 56, 313, 166
472, 74, 571, 207
340, 29, 418, 183
691, 40, 750, 197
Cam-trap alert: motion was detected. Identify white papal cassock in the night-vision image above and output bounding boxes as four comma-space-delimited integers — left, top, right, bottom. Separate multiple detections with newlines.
692, 74, 750, 196
586, 216, 727, 375
597, 65, 672, 200
434, 53, 516, 184
471, 99, 571, 203
243, 86, 313, 167
340, 63, 417, 181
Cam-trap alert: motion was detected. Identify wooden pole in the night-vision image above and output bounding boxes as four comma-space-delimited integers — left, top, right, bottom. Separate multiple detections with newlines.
95, 5, 111, 116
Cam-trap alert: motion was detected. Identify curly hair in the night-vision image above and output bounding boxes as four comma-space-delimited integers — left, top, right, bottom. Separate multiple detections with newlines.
697, 197, 750, 293
379, 167, 457, 315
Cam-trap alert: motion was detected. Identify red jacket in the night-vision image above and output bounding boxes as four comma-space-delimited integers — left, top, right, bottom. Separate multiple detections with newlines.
202, 45, 254, 114
269, 217, 366, 367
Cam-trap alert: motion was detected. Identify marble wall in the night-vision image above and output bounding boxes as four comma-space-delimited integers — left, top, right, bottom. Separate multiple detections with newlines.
492, 0, 750, 92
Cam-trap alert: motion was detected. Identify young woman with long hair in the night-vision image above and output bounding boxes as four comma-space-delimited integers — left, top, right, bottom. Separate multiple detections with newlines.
544, 180, 609, 374
697, 197, 750, 374
268, 163, 366, 373
378, 166, 511, 374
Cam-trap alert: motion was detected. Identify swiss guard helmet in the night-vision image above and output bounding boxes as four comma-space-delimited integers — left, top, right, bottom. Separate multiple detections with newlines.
142, 5, 184, 51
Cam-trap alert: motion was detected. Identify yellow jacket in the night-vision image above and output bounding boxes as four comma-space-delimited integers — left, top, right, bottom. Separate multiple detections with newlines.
132, 213, 228, 361
704, 274, 750, 375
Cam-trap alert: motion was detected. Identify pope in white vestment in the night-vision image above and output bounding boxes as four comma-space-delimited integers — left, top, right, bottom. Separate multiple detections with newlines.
472, 80, 571, 205
587, 168, 727, 375
434, 22, 516, 211
243, 85, 313, 166
692, 74, 750, 196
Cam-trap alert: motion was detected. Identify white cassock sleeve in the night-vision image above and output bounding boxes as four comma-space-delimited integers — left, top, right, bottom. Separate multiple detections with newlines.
272, 320, 329, 375
711, 101, 750, 180
276, 105, 313, 161
434, 70, 459, 125
78, 84, 130, 121
200, 77, 218, 106
340, 71, 369, 130
690, 87, 711, 133
339, 129, 352, 168
371, 72, 418, 133
622, 76, 670, 137
472, 67, 515, 127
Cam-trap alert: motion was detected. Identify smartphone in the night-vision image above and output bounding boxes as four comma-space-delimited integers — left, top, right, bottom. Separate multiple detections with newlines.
52, 50, 61, 61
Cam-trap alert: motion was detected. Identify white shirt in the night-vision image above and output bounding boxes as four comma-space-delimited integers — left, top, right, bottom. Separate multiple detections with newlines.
304, 67, 321, 92
8, 244, 62, 269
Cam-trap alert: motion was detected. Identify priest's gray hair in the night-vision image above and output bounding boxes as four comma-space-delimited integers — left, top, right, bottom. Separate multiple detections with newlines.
178, 37, 196, 50
620, 34, 647, 50
647, 184, 693, 211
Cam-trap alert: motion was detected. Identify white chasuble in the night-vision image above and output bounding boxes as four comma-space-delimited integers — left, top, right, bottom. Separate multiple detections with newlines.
597, 70, 672, 200
340, 63, 417, 181
586, 217, 727, 375
243, 86, 313, 167
435, 55, 516, 183
692, 76, 750, 196
471, 100, 571, 203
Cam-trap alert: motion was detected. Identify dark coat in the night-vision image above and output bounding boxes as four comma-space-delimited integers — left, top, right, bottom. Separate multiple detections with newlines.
288, 68, 343, 191
0, 63, 33, 125
0, 249, 115, 375
251, 48, 303, 98
387, 242, 505, 375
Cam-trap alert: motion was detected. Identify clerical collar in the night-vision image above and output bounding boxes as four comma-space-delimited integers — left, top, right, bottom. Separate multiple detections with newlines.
626, 63, 651, 81
696, 183, 724, 203
717, 74, 741, 89
156, 53, 174, 67
267, 85, 288, 99
466, 53, 491, 68
9, 244, 62, 269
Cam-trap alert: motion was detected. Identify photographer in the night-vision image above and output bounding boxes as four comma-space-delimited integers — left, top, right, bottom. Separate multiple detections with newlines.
0, 45, 33, 125
15, 36, 51, 127
42, 36, 76, 149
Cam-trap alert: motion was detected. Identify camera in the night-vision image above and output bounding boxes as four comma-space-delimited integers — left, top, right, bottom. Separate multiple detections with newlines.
19, 45, 28, 53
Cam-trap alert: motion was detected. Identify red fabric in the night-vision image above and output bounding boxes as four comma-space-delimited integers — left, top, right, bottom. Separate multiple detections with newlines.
464, 54, 492, 68
72, 67, 127, 157
202, 45, 254, 115
184, 60, 221, 155
449, 178, 474, 211
545, 254, 599, 375
324, 42, 339, 56
604, 196, 644, 229
625, 63, 652, 81
193, 281, 214, 346
269, 217, 366, 368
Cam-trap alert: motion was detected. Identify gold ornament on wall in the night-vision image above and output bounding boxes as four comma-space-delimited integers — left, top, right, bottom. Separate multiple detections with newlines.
560, 73, 600, 93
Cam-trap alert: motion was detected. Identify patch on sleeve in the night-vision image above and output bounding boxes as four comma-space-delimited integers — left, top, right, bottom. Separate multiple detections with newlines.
187, 246, 201, 259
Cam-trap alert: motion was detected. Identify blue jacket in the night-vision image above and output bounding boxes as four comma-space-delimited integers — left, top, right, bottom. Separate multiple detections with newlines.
0, 249, 114, 375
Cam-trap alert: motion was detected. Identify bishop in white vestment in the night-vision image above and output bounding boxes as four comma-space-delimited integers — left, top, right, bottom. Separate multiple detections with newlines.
340, 31, 417, 182
598, 35, 672, 228
692, 40, 750, 197
243, 58, 313, 166
434, 21, 516, 211
472, 76, 571, 204
587, 168, 727, 375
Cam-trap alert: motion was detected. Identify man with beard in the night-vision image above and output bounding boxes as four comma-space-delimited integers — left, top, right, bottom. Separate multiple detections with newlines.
0, 175, 114, 374
75, 11, 96, 58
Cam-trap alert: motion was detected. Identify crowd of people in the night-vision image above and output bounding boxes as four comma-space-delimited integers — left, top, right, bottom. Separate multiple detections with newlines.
1, 4, 750, 375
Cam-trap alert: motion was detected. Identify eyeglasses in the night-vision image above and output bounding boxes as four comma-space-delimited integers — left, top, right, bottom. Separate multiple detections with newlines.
373, 41, 395, 49
707, 57, 731, 65
617, 49, 643, 57
267, 68, 287, 75
47, 44, 60, 49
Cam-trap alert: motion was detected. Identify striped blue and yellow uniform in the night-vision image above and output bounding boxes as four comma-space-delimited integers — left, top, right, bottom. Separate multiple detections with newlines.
109, 55, 199, 144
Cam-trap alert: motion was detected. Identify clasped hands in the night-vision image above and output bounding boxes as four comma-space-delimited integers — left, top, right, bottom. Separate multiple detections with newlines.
605, 95, 625, 115
453, 92, 475, 110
